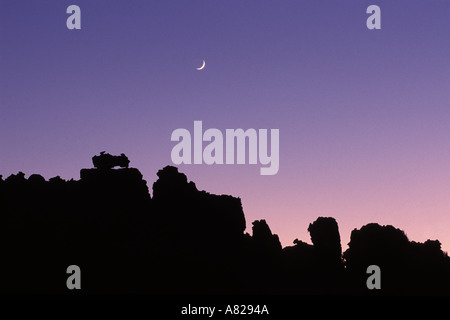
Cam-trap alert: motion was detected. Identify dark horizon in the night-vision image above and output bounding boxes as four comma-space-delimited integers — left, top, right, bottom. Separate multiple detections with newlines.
1, 152, 449, 296
3, 152, 450, 255
2, 0, 450, 256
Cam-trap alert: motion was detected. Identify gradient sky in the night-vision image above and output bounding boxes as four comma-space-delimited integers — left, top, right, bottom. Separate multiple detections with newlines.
1, 0, 450, 253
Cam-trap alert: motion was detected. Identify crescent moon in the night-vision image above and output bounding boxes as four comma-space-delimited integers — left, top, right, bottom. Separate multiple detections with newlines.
196, 60, 206, 71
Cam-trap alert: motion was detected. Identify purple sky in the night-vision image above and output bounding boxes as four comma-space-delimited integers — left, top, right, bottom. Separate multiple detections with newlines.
1, 0, 450, 252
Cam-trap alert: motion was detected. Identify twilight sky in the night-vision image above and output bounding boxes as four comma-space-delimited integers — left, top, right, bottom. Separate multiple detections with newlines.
1, 0, 450, 252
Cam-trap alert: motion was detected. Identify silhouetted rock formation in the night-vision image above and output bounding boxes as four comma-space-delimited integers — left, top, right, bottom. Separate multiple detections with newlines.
278, 217, 345, 294
308, 217, 342, 266
344, 223, 450, 295
92, 151, 130, 169
251, 219, 282, 254
149, 165, 247, 293
1, 155, 450, 296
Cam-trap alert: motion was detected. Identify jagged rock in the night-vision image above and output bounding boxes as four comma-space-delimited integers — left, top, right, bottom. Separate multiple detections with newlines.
1, 155, 450, 295
151, 165, 246, 246
308, 217, 343, 265
152, 165, 197, 200
343, 223, 450, 295
251, 219, 282, 254
92, 151, 130, 170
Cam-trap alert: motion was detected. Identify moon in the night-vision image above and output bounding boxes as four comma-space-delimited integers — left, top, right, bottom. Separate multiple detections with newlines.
196, 60, 206, 71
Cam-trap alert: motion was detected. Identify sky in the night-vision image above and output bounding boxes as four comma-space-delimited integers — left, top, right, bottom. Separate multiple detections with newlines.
1, 0, 450, 253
